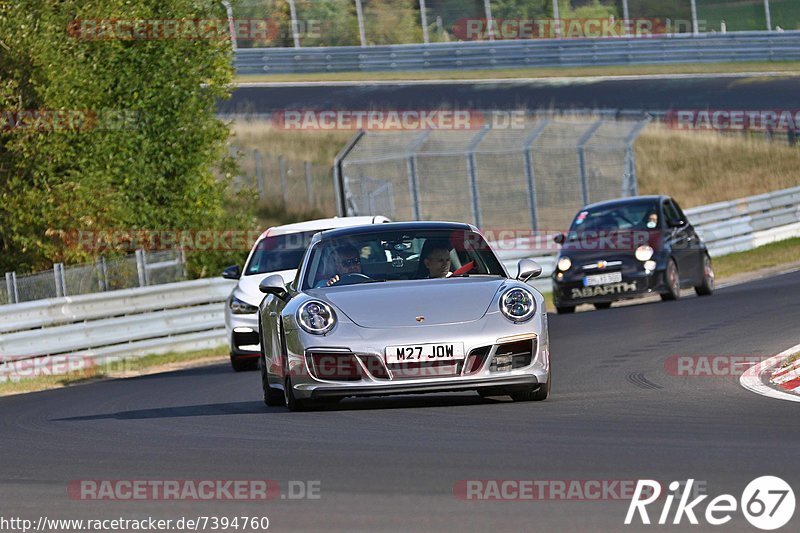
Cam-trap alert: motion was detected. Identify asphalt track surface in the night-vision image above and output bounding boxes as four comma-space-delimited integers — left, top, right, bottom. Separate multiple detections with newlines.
1, 270, 799, 532
222, 74, 800, 114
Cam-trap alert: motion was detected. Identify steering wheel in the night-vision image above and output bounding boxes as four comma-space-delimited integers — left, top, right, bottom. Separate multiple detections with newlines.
333, 273, 372, 286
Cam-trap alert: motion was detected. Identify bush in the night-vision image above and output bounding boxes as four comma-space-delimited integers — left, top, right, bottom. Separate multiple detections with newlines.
0, 0, 237, 274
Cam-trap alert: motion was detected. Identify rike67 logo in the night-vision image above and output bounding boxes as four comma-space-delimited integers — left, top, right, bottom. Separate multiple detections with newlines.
625, 477, 795, 530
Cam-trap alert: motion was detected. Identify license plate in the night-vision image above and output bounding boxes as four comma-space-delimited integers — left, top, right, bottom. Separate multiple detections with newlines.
385, 343, 465, 364
584, 272, 623, 287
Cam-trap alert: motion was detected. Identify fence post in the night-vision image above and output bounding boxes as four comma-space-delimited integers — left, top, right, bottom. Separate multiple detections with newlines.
254, 149, 264, 200
59, 263, 67, 296
406, 130, 431, 221
577, 120, 604, 206
135, 249, 148, 287
5, 272, 16, 304
623, 117, 651, 196
333, 131, 366, 217
278, 155, 288, 206
419, 0, 429, 44
523, 120, 550, 232
466, 125, 492, 229
305, 161, 314, 207
354, 0, 367, 47
54, 263, 64, 298
179, 248, 188, 279
97, 257, 108, 292
764, 0, 772, 31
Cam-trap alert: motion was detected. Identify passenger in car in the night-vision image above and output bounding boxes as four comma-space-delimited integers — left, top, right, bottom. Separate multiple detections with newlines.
419, 240, 453, 279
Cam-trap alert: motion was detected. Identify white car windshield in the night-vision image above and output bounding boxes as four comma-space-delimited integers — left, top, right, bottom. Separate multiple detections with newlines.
302, 229, 506, 289
245, 230, 323, 275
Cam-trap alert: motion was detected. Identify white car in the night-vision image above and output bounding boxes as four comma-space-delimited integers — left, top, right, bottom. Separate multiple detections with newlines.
223, 216, 390, 371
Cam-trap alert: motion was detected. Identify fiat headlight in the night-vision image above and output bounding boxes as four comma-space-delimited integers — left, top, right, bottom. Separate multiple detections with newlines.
557, 257, 572, 272
499, 288, 537, 323
635, 245, 654, 262
297, 300, 336, 335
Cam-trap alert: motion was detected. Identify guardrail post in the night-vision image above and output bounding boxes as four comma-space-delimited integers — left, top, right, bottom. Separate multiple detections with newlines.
5, 272, 16, 304
523, 120, 550, 232
54, 263, 64, 298
577, 120, 604, 206
466, 125, 492, 229
135, 249, 148, 287
305, 161, 314, 207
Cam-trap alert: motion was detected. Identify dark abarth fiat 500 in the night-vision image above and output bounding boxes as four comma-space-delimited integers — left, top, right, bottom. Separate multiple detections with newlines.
551, 196, 714, 314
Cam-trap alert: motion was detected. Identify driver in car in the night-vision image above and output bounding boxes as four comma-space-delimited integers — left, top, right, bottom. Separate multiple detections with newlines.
324, 245, 363, 286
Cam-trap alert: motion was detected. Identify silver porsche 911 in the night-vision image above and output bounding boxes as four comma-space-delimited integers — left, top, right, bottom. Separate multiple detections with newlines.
256, 221, 551, 411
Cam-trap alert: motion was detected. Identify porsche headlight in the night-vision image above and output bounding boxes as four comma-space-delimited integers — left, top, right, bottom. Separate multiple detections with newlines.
500, 288, 537, 323
635, 245, 654, 262
229, 296, 258, 315
297, 300, 336, 335
557, 257, 572, 272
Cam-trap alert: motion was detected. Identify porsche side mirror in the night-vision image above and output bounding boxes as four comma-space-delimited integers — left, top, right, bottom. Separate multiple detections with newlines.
553, 233, 566, 245
259, 274, 288, 299
222, 265, 241, 280
517, 259, 543, 282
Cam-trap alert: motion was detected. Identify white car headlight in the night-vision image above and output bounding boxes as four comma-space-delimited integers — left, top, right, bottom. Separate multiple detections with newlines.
499, 288, 537, 323
297, 300, 336, 335
229, 296, 258, 315
635, 245, 654, 262
557, 257, 572, 272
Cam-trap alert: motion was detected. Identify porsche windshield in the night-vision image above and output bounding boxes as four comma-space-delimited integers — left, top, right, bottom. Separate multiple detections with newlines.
302, 229, 506, 289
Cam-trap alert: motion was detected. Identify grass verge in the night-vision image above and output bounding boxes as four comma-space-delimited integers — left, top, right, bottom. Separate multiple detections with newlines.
234, 61, 800, 84
783, 352, 800, 369
711, 237, 800, 279
0, 346, 228, 397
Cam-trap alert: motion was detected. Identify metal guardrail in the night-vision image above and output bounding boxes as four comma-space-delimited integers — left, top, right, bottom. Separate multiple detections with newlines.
0, 278, 235, 374
234, 31, 800, 74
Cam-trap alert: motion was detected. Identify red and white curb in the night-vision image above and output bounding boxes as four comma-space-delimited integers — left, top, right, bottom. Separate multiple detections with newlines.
771, 357, 800, 392
740, 342, 800, 403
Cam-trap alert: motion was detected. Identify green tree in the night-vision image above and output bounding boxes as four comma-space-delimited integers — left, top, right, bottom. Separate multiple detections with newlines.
0, 0, 238, 274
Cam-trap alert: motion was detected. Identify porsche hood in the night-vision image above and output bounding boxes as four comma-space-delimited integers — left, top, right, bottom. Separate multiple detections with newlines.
311, 277, 507, 328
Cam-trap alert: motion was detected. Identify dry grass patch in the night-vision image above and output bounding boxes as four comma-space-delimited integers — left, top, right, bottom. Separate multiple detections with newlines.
235, 61, 800, 83
636, 124, 800, 207
230, 120, 353, 166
